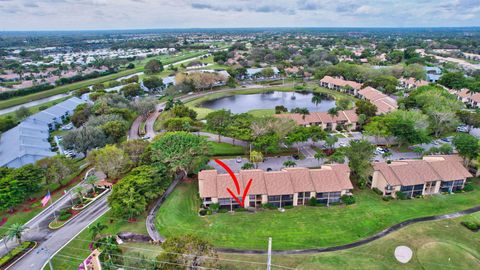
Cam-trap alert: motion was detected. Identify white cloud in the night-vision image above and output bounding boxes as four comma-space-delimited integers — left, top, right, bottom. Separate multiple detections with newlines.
0, 0, 478, 30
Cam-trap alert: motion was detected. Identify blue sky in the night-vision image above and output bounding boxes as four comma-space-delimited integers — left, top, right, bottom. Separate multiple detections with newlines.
0, 0, 479, 30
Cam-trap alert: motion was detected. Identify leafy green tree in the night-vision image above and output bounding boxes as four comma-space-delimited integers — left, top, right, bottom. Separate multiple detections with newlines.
96, 236, 123, 267
130, 98, 156, 120
87, 145, 131, 180
36, 155, 76, 184
452, 133, 479, 165
121, 139, 150, 166
164, 117, 194, 131
150, 132, 209, 175
10, 164, 44, 197
355, 100, 377, 119
205, 109, 232, 142
456, 110, 480, 132
344, 140, 375, 188
250, 151, 264, 169
142, 76, 164, 90
439, 143, 453, 155
438, 72, 467, 89
121, 83, 143, 98
63, 126, 107, 155
0, 176, 23, 212
156, 235, 218, 270
382, 110, 430, 146
101, 120, 128, 142
171, 104, 197, 120
328, 151, 345, 164
144, 59, 164, 74
286, 126, 310, 154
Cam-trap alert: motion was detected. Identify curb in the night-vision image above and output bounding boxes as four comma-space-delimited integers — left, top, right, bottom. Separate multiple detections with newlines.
3, 241, 37, 270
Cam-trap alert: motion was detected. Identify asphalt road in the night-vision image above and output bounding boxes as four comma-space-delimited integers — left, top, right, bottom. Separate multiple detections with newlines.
10, 194, 110, 270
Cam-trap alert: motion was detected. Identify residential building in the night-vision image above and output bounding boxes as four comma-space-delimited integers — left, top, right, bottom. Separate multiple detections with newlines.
399, 77, 429, 89
357, 87, 398, 115
244, 67, 280, 80
370, 155, 472, 198
425, 66, 442, 83
274, 110, 358, 131
0, 97, 85, 168
319, 76, 362, 95
198, 166, 353, 210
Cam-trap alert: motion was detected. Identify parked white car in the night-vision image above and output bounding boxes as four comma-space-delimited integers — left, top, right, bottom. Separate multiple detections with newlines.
456, 126, 469, 133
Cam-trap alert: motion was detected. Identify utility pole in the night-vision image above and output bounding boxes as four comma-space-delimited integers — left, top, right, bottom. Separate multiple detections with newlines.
267, 237, 272, 270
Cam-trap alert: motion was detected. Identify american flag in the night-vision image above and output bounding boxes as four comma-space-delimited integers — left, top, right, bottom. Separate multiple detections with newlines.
41, 191, 51, 207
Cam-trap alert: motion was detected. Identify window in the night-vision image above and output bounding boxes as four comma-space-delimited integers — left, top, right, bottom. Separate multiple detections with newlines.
441, 180, 464, 192
268, 194, 293, 207
400, 184, 424, 198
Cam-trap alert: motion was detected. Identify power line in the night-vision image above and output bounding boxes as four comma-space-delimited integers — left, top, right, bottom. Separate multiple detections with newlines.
64, 237, 295, 269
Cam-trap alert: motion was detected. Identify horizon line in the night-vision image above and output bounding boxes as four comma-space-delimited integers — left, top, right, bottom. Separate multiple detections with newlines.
1, 26, 480, 33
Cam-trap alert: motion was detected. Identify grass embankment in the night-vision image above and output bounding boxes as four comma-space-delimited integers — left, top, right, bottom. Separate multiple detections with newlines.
47, 210, 148, 270
218, 212, 480, 269
208, 141, 246, 156
155, 179, 480, 250
0, 51, 206, 110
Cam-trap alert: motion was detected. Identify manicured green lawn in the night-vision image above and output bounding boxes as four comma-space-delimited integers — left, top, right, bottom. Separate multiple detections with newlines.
208, 141, 246, 156
219, 212, 480, 269
47, 210, 148, 270
247, 109, 275, 117
155, 179, 480, 250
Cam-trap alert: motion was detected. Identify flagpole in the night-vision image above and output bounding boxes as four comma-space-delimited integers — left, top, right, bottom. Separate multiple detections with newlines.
49, 190, 57, 220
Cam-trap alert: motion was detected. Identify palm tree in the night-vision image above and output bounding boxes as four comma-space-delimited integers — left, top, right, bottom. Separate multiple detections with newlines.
6, 223, 27, 244
311, 94, 322, 107
89, 222, 108, 241
314, 152, 326, 166
97, 236, 121, 262
328, 107, 339, 118
74, 186, 84, 205
283, 160, 297, 168
85, 175, 99, 194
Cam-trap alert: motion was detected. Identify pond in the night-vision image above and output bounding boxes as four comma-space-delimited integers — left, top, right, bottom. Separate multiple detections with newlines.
200, 91, 336, 114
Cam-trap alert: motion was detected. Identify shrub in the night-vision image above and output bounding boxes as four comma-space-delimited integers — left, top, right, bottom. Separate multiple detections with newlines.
58, 209, 72, 221
341, 195, 356, 205
209, 203, 220, 213
307, 197, 317, 206
261, 203, 276, 210
0, 241, 33, 266
463, 183, 474, 192
372, 188, 383, 195
284, 205, 294, 209
218, 208, 228, 213
395, 191, 408, 200
382, 196, 393, 201
198, 209, 207, 216
461, 221, 480, 231
235, 207, 247, 212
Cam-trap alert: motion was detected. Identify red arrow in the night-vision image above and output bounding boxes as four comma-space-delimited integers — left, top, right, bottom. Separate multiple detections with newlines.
215, 159, 253, 207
